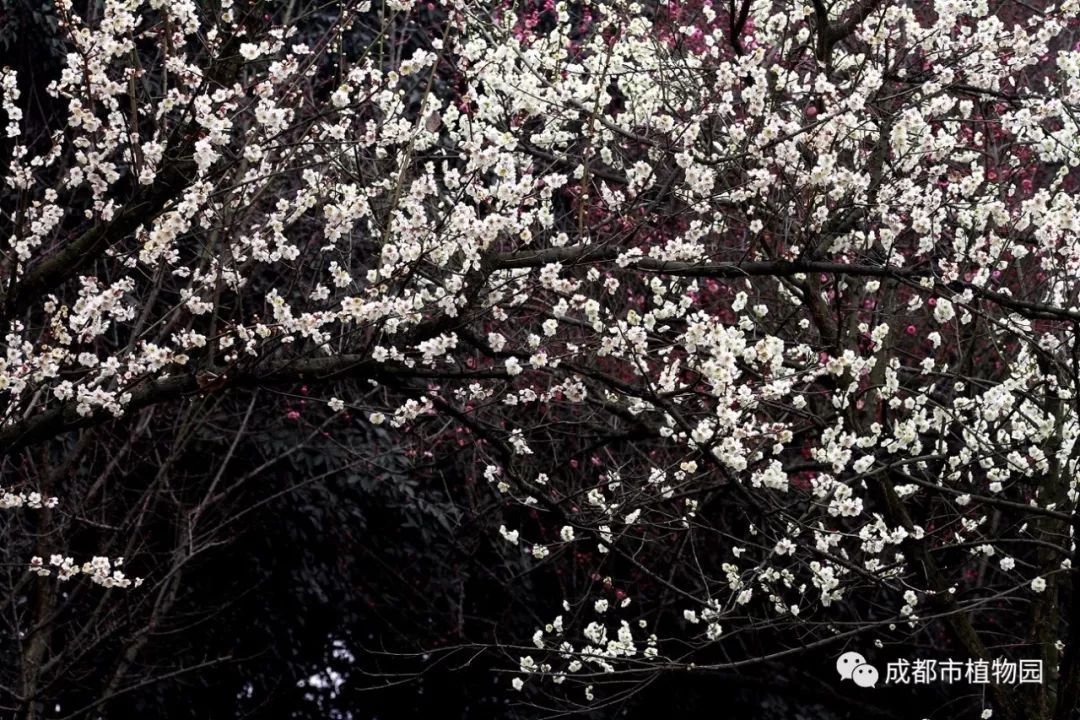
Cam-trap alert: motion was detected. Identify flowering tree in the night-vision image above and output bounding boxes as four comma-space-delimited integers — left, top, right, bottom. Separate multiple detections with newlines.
4, 0, 1080, 717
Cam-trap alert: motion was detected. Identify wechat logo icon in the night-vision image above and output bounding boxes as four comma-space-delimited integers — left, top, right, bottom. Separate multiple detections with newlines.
837, 651, 879, 688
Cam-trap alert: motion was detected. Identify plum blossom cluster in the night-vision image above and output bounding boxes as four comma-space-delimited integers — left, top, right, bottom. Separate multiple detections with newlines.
29, 555, 143, 589
0, 490, 59, 510
511, 604, 659, 692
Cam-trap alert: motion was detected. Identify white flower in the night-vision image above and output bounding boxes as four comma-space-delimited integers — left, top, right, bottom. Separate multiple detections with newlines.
511, 677, 524, 691
508, 429, 532, 455
368, 412, 385, 425
531, 545, 549, 559
594, 599, 609, 613
1031, 577, 1047, 593
505, 357, 523, 376
328, 397, 345, 412
852, 455, 875, 474
239, 43, 262, 61
559, 526, 575, 542
1000, 557, 1015, 571
331, 86, 350, 108
499, 525, 519, 545
584, 621, 606, 644
933, 298, 955, 324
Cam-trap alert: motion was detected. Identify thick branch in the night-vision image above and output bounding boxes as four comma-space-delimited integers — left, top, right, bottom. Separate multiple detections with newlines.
829, 0, 883, 44
1, 45, 243, 316
491, 244, 927, 278
493, 245, 1080, 323
5, 161, 195, 315
0, 356, 504, 457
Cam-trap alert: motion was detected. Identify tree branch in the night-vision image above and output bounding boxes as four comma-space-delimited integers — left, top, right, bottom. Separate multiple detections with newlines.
0, 356, 505, 457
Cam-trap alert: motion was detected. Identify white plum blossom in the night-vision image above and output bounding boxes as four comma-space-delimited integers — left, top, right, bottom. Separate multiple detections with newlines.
499, 525, 520, 546
933, 298, 956, 324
